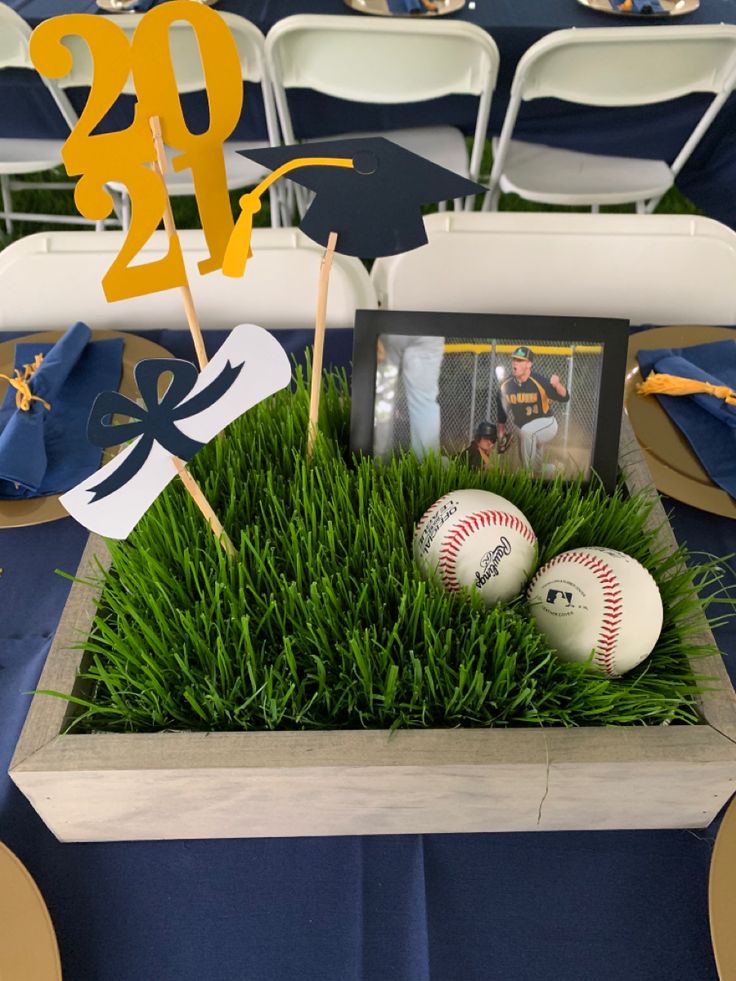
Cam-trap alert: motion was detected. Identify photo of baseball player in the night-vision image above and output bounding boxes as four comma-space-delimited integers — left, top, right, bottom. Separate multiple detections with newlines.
373, 333, 445, 461
459, 420, 512, 470
366, 327, 601, 479
496, 346, 569, 474
462, 419, 497, 470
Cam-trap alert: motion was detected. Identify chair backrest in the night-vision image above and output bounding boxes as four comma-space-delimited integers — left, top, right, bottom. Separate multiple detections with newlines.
0, 3, 32, 67
372, 211, 736, 325
265, 14, 500, 182
0, 229, 377, 331
56, 12, 279, 144
492, 25, 736, 184
513, 25, 736, 106
0, 5, 78, 132
59, 12, 267, 90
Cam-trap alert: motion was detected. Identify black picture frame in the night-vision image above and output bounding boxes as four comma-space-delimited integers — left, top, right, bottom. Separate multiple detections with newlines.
350, 310, 630, 493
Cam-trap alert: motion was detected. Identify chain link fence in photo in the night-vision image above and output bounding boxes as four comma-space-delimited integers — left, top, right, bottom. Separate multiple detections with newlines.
377, 335, 604, 477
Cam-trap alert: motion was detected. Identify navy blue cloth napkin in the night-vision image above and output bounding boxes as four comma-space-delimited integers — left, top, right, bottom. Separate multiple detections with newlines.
637, 337, 736, 498
387, 0, 427, 12
0, 322, 124, 499
611, 0, 665, 12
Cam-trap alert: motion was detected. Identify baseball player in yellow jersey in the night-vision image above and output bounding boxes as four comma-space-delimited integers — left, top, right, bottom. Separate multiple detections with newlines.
496, 346, 569, 472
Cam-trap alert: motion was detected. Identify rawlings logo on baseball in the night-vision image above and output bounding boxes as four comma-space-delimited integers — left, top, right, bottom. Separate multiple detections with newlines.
475, 537, 512, 588
527, 547, 663, 677
413, 489, 536, 606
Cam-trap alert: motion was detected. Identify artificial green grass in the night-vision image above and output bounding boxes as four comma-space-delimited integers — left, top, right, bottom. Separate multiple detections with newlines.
51, 365, 725, 735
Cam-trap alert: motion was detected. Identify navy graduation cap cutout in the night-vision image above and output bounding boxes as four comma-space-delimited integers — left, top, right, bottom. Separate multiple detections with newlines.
222, 137, 486, 276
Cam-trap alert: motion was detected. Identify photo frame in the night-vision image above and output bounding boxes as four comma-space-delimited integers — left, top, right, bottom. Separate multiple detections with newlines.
350, 311, 630, 492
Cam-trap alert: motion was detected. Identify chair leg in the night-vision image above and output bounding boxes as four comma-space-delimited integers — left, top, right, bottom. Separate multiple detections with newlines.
636, 200, 647, 215
591, 204, 600, 214
268, 184, 281, 228
121, 191, 131, 231
482, 185, 501, 212
295, 185, 311, 220
0, 175, 13, 236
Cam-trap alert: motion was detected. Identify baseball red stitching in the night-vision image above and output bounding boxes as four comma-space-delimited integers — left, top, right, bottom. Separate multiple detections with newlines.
528, 552, 623, 676
415, 498, 446, 537
437, 509, 536, 593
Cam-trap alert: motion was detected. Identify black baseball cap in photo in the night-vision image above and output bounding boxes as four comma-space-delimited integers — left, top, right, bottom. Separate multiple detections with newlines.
511, 346, 534, 361
474, 420, 497, 441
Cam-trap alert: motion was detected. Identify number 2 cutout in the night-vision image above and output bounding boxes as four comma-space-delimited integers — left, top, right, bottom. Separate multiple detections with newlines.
29, 2, 244, 301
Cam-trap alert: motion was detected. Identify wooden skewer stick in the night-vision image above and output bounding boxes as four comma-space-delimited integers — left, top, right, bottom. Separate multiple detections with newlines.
172, 457, 236, 559
149, 116, 208, 371
307, 231, 338, 459
148, 119, 231, 556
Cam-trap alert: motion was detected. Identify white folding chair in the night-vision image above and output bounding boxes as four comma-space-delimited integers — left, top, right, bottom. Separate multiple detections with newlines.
66, 12, 283, 228
0, 228, 377, 331
265, 14, 499, 216
484, 25, 736, 214
372, 211, 736, 324
0, 5, 98, 236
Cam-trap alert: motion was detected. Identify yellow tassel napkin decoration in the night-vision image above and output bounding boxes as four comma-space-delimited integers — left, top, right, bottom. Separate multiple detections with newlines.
0, 353, 51, 412
637, 371, 736, 405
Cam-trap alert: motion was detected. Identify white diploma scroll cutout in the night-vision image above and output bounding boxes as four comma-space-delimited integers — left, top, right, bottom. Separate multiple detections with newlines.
61, 324, 291, 538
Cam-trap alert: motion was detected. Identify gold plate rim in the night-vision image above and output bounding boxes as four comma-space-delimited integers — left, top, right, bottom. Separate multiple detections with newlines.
625, 325, 736, 519
0, 842, 62, 981
343, 0, 465, 18
709, 794, 736, 981
577, 0, 700, 17
0, 330, 174, 530
95, 0, 218, 12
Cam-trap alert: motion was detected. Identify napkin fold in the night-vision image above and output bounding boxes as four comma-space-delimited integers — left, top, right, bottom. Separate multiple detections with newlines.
0, 323, 124, 499
637, 338, 736, 498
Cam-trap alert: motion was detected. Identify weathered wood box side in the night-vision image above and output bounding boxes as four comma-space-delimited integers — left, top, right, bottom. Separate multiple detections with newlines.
9, 418, 736, 841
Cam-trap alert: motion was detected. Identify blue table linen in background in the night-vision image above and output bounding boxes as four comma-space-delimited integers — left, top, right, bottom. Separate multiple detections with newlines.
0, 322, 124, 499
637, 338, 736, 499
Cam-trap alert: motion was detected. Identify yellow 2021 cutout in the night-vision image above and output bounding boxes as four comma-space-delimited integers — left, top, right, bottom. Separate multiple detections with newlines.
29, 2, 243, 301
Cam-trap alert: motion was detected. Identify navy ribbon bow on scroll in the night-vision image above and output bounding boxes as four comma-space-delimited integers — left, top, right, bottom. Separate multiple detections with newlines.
87, 357, 242, 501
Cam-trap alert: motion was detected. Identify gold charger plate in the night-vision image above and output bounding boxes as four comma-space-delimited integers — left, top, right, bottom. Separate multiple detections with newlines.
577, 0, 699, 16
625, 325, 736, 520
709, 794, 736, 981
0, 331, 173, 530
0, 841, 62, 981
344, 0, 465, 17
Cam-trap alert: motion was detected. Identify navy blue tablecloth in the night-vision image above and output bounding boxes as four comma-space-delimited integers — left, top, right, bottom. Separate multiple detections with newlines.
1, 327, 735, 981
3, 0, 736, 229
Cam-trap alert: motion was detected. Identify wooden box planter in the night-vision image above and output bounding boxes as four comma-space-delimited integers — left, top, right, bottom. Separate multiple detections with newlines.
9, 419, 736, 841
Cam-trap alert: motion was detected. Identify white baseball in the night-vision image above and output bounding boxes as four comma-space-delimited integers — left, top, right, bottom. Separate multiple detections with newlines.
526, 547, 663, 677
413, 489, 537, 605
